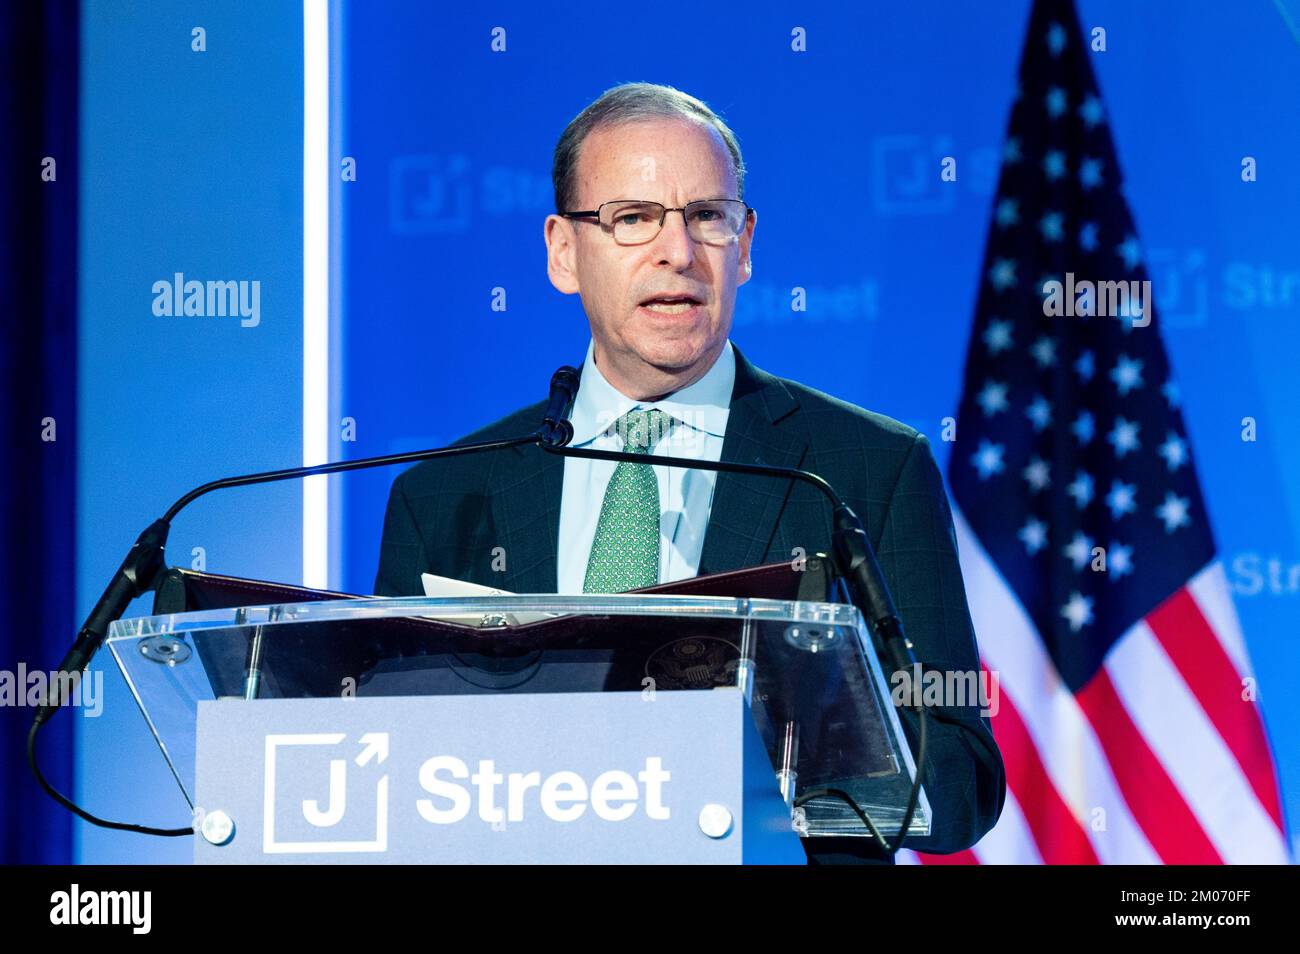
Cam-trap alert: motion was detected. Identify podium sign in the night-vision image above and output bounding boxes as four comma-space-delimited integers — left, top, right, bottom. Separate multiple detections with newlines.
194, 689, 802, 864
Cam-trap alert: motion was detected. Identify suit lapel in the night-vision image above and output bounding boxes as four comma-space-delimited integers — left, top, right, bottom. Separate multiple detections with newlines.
489, 442, 563, 593
486, 346, 804, 590
698, 346, 807, 575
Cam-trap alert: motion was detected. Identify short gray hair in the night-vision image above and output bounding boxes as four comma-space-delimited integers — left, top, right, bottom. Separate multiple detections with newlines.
552, 82, 747, 213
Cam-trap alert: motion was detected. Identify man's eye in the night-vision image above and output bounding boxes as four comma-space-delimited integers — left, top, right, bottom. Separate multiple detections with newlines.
612, 207, 657, 226
690, 208, 720, 222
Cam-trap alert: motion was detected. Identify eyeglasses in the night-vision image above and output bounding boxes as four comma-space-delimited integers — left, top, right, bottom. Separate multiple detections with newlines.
561, 198, 753, 247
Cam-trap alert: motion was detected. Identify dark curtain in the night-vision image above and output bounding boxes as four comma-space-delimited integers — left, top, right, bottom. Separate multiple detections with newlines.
0, 0, 79, 864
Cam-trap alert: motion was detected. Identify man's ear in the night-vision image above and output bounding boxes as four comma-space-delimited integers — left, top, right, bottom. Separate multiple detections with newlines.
545, 214, 581, 294
736, 207, 757, 287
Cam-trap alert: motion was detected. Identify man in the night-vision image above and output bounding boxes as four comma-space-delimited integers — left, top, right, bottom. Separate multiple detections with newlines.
375, 82, 1004, 863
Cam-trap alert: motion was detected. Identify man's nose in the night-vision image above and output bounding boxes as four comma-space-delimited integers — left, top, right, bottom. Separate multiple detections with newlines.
650, 208, 695, 269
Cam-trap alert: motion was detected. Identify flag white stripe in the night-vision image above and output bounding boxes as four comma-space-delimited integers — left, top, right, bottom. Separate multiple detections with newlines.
1104, 620, 1289, 864
953, 506, 1160, 864
1187, 561, 1254, 680
969, 786, 1044, 865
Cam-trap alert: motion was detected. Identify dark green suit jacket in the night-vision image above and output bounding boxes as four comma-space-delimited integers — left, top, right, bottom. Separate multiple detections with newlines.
375, 344, 1005, 863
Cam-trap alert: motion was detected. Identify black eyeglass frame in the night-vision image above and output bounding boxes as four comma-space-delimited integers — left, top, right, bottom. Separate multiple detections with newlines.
559, 198, 755, 245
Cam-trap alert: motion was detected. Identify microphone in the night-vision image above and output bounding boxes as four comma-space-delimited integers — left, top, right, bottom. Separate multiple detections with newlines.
31, 430, 536, 728
32, 362, 922, 849
534, 399, 917, 675
30, 376, 585, 834
36, 370, 599, 730
538, 365, 580, 447
537, 371, 929, 855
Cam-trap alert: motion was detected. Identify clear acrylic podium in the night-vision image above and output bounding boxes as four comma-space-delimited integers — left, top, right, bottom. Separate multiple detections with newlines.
106, 592, 930, 863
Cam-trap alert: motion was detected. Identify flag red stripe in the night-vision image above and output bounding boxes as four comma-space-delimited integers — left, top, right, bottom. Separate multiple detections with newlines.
913, 667, 1100, 866
917, 848, 980, 865
1145, 587, 1285, 831
986, 673, 1100, 864
1075, 668, 1223, 863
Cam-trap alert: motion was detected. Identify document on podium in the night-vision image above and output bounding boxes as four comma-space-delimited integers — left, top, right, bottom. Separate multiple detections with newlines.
419, 572, 557, 625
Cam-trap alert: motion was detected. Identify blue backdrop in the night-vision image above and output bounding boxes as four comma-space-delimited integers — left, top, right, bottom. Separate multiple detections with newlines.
335, 0, 1300, 854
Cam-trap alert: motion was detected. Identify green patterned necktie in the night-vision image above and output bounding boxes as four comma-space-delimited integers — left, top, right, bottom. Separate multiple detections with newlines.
583, 408, 674, 593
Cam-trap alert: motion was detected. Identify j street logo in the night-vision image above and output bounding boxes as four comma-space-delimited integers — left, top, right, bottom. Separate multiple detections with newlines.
264, 732, 390, 854
388, 154, 554, 234
262, 730, 672, 855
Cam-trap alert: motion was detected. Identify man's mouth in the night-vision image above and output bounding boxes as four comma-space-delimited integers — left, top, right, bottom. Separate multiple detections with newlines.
639, 295, 702, 315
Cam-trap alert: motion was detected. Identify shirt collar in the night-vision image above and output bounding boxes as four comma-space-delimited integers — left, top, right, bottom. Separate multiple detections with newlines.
569, 339, 735, 447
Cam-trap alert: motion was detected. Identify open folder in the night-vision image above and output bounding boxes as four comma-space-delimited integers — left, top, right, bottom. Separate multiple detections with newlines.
152, 556, 838, 617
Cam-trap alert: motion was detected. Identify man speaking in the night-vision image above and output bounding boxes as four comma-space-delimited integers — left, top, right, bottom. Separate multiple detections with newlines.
375, 82, 1005, 863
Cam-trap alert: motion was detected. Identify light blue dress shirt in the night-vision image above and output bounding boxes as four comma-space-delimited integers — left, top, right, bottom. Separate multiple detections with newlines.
556, 339, 735, 594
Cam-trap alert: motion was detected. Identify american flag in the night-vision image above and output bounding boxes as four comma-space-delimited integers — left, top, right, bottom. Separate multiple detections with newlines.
906, 0, 1288, 864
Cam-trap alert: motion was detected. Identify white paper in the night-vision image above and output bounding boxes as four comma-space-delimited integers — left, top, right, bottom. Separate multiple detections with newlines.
418, 573, 555, 626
